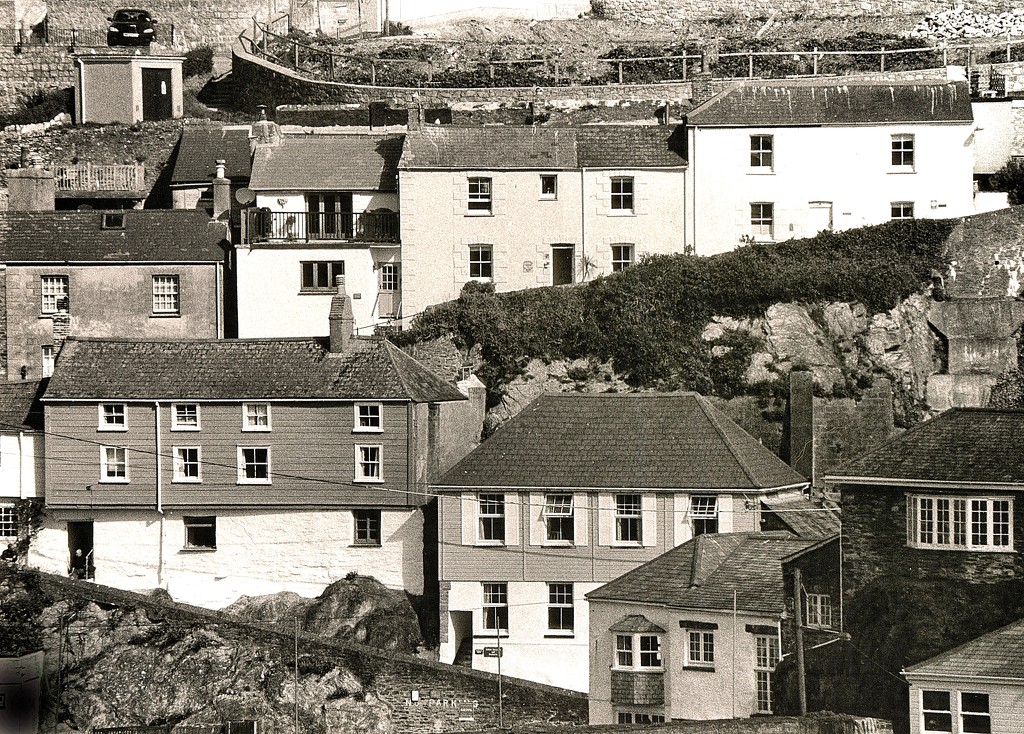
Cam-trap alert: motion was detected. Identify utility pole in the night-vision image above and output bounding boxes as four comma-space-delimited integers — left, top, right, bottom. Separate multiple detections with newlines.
294, 616, 300, 734
496, 627, 504, 730
793, 568, 808, 715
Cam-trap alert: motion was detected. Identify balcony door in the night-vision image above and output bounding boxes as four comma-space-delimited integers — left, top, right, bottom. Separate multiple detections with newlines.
308, 193, 353, 239
377, 263, 400, 319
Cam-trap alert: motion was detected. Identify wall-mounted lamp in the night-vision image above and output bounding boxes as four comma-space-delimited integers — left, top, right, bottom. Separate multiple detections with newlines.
19, 366, 27, 379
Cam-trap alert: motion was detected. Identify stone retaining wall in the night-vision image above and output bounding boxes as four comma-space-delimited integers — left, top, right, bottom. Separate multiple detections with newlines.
0, 43, 75, 112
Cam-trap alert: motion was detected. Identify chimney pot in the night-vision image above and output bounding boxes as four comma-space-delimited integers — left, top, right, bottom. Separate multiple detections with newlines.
328, 276, 355, 353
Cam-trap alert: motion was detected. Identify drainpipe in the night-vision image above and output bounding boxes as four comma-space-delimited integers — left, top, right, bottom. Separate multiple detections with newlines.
154, 402, 165, 587
215, 261, 223, 338
76, 57, 86, 124
17, 431, 25, 499
580, 167, 587, 278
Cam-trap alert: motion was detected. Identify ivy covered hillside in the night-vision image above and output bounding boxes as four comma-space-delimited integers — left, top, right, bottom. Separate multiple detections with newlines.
400, 219, 953, 410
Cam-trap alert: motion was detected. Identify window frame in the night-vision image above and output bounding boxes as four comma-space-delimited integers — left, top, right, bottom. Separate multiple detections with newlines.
907, 494, 1013, 551
241, 403, 272, 432
614, 493, 642, 546
151, 274, 181, 315
804, 593, 833, 629
171, 403, 201, 431
300, 261, 345, 292
98, 403, 127, 432
379, 262, 399, 292
40, 275, 69, 315
467, 176, 493, 214
482, 582, 508, 633
546, 582, 574, 635
540, 174, 558, 200
353, 508, 382, 546
0, 504, 17, 539
543, 493, 574, 545
750, 202, 775, 240
611, 244, 635, 272
468, 245, 494, 281
755, 634, 781, 714
891, 201, 915, 220
610, 176, 635, 213
685, 629, 715, 669
354, 444, 384, 483
691, 495, 719, 536
183, 515, 216, 551
237, 446, 271, 485
100, 445, 129, 483
921, 690, 953, 734
891, 133, 916, 170
172, 446, 202, 483
41, 345, 55, 378
353, 402, 383, 433
613, 632, 662, 671
750, 134, 774, 170
478, 492, 506, 544
960, 692, 990, 734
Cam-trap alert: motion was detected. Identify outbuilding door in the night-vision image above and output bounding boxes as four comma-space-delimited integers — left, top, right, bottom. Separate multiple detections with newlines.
67, 520, 94, 579
551, 244, 575, 286
141, 68, 172, 120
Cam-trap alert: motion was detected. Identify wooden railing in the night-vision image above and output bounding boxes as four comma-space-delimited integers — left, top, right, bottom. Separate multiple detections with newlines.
244, 208, 400, 243
55, 163, 145, 192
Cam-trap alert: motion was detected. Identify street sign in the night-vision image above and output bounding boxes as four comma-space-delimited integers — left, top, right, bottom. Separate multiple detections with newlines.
482, 646, 503, 658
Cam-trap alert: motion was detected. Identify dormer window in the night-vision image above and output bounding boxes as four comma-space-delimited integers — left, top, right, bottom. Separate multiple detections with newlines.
102, 212, 126, 229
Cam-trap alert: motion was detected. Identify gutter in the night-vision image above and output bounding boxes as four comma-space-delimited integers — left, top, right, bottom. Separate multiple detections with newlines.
824, 476, 1024, 490
154, 401, 165, 588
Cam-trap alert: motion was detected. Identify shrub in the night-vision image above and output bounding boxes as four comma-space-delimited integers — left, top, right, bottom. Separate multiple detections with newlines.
183, 45, 215, 78
991, 158, 1024, 205
0, 88, 72, 128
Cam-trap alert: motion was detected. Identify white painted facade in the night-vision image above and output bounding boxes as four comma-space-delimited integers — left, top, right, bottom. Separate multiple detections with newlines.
685, 121, 977, 256
0, 431, 43, 543
442, 580, 602, 692
905, 678, 1024, 734
385, 0, 590, 24
236, 190, 401, 337
29, 506, 424, 608
588, 601, 781, 724
398, 167, 686, 321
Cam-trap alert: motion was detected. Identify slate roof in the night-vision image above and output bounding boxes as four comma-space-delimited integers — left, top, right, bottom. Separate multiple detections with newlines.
762, 494, 841, 538
587, 532, 817, 614
399, 125, 686, 170
434, 392, 808, 490
905, 617, 1024, 680
827, 408, 1024, 485
0, 380, 45, 431
686, 79, 973, 127
249, 134, 403, 191
44, 337, 467, 403
171, 126, 253, 185
0, 210, 228, 262
609, 615, 666, 633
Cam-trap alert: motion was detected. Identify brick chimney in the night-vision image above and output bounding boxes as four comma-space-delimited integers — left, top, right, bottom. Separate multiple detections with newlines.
8, 149, 55, 211
328, 275, 355, 353
250, 106, 281, 149
212, 159, 231, 222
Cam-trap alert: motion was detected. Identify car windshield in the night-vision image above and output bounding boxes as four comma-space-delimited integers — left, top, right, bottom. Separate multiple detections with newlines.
114, 10, 150, 21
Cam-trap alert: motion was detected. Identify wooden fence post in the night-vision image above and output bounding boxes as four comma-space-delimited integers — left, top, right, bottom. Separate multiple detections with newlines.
371, 60, 376, 85
292, 39, 299, 69
618, 60, 623, 83
748, 52, 754, 78
880, 47, 886, 73
812, 47, 818, 75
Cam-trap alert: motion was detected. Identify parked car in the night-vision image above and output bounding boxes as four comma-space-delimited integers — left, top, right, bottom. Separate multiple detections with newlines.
107, 8, 156, 46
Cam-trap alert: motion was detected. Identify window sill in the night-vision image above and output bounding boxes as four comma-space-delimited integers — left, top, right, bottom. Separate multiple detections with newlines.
298, 289, 337, 296
237, 480, 272, 485
171, 426, 201, 432
475, 540, 507, 547
150, 312, 181, 319
97, 427, 128, 432
353, 427, 384, 434
611, 667, 664, 673
888, 169, 916, 174
474, 632, 509, 639
172, 478, 202, 484
611, 541, 644, 548
354, 477, 385, 484
608, 210, 636, 217
543, 540, 575, 548
179, 547, 216, 553
907, 543, 1015, 553
241, 427, 272, 432
99, 478, 129, 484
544, 632, 575, 639
350, 541, 382, 548
683, 664, 716, 672
747, 169, 775, 175
465, 211, 494, 217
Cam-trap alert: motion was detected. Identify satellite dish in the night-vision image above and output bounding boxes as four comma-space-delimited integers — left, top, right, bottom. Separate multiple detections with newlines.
235, 188, 256, 205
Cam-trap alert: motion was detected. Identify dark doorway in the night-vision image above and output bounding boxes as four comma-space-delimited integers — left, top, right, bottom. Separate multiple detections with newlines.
551, 244, 575, 286
67, 520, 94, 579
141, 68, 173, 120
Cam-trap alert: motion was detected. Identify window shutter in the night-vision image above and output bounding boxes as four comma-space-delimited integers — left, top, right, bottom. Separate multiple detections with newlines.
461, 492, 476, 545
574, 492, 589, 547
641, 494, 658, 547
529, 492, 545, 546
673, 494, 691, 547
598, 493, 614, 546
717, 494, 733, 534
505, 491, 520, 546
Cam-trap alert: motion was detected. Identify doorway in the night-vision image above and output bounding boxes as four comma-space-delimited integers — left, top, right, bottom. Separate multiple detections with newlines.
308, 192, 354, 239
551, 244, 575, 286
141, 67, 173, 120
67, 520, 94, 579
378, 262, 400, 318
807, 202, 833, 235
450, 610, 473, 666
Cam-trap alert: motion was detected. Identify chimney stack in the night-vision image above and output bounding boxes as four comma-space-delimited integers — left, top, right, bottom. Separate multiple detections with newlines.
8, 149, 55, 211
250, 106, 281, 149
212, 158, 231, 222
328, 275, 355, 353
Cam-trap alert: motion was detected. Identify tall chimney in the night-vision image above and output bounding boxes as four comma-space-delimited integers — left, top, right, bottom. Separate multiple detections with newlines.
328, 275, 355, 353
212, 159, 231, 222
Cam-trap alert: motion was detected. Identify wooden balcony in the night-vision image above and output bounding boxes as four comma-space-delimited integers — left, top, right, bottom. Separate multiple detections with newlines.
55, 164, 146, 196
244, 209, 400, 244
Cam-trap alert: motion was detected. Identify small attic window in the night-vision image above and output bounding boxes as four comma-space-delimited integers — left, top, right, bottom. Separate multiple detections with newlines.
102, 212, 126, 229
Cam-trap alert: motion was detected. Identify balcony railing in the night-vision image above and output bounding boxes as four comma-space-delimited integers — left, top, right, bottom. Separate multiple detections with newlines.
244, 209, 400, 244
55, 163, 145, 192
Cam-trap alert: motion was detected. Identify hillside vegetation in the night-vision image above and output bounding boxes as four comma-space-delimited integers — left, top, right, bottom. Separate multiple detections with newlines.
400, 219, 953, 401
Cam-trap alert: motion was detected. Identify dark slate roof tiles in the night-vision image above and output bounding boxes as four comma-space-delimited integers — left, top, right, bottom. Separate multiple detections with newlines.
171, 126, 253, 185
906, 617, 1024, 679
44, 337, 466, 403
0, 380, 45, 431
0, 210, 228, 262
762, 495, 842, 538
249, 134, 403, 192
828, 408, 1024, 485
588, 532, 816, 613
687, 79, 973, 127
435, 393, 807, 490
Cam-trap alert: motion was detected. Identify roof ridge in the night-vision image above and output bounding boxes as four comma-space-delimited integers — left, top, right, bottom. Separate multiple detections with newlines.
694, 395, 761, 488
906, 616, 1024, 674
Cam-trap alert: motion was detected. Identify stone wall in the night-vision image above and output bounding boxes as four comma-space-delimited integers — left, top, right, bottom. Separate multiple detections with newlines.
0, 43, 75, 111
591, 0, 1020, 22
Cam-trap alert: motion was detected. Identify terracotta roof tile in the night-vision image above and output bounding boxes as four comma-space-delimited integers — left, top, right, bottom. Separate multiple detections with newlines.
687, 79, 972, 127
828, 408, 1024, 485
249, 134, 403, 191
0, 210, 228, 262
906, 616, 1024, 679
171, 126, 253, 185
435, 393, 807, 490
44, 337, 466, 403
587, 532, 816, 613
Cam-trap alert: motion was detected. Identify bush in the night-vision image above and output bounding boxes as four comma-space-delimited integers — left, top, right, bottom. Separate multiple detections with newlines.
183, 45, 215, 77
0, 88, 72, 128
991, 158, 1024, 205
